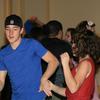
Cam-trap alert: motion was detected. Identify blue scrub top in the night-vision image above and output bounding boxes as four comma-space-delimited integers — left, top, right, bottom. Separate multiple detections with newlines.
0, 38, 48, 100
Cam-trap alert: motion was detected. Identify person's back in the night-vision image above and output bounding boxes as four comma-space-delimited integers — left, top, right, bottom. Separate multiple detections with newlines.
41, 20, 73, 100
42, 37, 72, 100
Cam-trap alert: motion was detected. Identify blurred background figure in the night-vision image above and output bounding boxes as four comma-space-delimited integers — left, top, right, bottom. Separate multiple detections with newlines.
63, 28, 78, 66
86, 21, 96, 33
24, 16, 44, 34
24, 16, 46, 42
75, 20, 96, 35
24, 26, 46, 42
63, 28, 76, 43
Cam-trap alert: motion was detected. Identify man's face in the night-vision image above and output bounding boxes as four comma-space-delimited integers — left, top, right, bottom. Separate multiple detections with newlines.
5, 25, 23, 44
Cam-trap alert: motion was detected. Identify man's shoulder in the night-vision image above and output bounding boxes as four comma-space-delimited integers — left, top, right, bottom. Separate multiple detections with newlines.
23, 38, 39, 46
42, 38, 69, 45
55, 39, 71, 48
0, 44, 10, 57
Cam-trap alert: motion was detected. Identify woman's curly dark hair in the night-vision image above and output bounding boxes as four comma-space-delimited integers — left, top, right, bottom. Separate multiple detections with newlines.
75, 20, 88, 34
74, 32, 100, 64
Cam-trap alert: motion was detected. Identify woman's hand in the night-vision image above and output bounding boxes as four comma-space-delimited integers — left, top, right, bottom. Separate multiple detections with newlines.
39, 79, 52, 96
48, 80, 66, 97
48, 80, 54, 91
60, 52, 70, 68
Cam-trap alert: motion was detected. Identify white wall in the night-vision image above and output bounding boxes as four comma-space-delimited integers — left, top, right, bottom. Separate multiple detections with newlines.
49, 0, 100, 36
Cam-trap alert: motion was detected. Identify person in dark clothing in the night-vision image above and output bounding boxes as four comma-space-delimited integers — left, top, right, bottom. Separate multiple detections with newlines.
24, 16, 44, 34
24, 26, 47, 41
41, 20, 73, 100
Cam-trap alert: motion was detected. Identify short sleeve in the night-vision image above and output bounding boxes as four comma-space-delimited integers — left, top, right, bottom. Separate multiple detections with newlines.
0, 58, 7, 70
34, 40, 48, 58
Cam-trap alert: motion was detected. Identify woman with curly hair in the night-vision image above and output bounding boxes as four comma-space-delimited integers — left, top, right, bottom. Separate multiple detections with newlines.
48, 31, 100, 100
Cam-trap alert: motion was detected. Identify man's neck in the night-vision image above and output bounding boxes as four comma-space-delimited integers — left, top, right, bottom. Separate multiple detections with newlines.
11, 38, 22, 50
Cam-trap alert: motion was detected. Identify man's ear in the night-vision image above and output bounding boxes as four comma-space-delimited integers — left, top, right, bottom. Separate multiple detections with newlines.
20, 27, 24, 35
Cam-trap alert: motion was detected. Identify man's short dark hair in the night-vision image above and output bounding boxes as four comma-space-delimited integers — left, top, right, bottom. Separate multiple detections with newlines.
44, 20, 63, 36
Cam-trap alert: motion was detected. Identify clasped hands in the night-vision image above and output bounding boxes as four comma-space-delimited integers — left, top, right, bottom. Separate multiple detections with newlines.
39, 79, 53, 97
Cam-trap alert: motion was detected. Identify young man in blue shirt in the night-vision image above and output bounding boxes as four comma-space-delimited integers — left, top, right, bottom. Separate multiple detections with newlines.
0, 14, 58, 100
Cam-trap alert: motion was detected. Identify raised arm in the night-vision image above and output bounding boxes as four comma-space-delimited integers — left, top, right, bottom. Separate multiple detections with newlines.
60, 52, 91, 93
